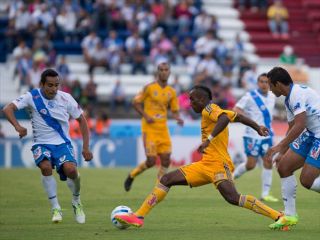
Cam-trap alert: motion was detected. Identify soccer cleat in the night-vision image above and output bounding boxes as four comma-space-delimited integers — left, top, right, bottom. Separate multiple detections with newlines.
124, 175, 134, 192
261, 195, 279, 203
269, 214, 298, 230
115, 213, 144, 228
52, 208, 62, 223
72, 203, 86, 224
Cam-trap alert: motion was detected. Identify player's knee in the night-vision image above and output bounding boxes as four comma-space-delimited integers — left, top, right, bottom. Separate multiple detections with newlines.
146, 158, 156, 168
39, 161, 52, 176
277, 162, 293, 177
224, 192, 240, 206
63, 163, 78, 179
159, 174, 172, 187
246, 162, 255, 171
299, 175, 312, 189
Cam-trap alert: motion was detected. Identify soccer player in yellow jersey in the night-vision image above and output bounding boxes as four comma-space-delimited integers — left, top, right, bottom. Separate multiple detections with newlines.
124, 62, 184, 191
116, 85, 283, 229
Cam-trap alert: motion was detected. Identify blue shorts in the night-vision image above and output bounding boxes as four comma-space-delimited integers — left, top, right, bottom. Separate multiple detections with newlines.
243, 137, 273, 158
31, 143, 77, 181
290, 131, 320, 169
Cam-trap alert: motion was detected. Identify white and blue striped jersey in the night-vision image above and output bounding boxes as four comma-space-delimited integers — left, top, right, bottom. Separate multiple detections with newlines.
235, 89, 275, 139
13, 89, 83, 145
285, 84, 320, 138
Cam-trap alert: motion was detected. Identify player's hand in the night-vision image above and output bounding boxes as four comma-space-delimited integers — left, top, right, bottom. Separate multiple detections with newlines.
82, 148, 93, 161
257, 125, 269, 137
265, 145, 281, 163
15, 125, 27, 138
176, 117, 184, 126
197, 140, 210, 153
145, 115, 155, 124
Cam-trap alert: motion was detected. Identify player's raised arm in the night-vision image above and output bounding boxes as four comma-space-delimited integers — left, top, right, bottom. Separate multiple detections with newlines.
2, 103, 27, 138
234, 113, 269, 137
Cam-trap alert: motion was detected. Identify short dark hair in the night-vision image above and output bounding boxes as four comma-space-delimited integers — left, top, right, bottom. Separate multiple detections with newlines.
267, 67, 293, 86
40, 69, 59, 84
190, 85, 212, 100
258, 73, 267, 79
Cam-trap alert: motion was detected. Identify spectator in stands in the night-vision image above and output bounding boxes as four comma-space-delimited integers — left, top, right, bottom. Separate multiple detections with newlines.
231, 33, 245, 65
13, 40, 30, 60
94, 112, 111, 137
85, 75, 97, 105
174, 0, 193, 34
279, 45, 297, 65
221, 56, 236, 86
194, 31, 217, 56
28, 60, 44, 89
237, 57, 251, 87
193, 10, 213, 37
267, 0, 289, 39
16, 50, 33, 87
88, 41, 108, 74
56, 55, 70, 80
81, 31, 101, 64
185, 50, 200, 77
195, 53, 222, 85
215, 38, 229, 65
171, 75, 183, 96
71, 79, 83, 103
110, 79, 128, 111
241, 64, 258, 90
56, 7, 77, 43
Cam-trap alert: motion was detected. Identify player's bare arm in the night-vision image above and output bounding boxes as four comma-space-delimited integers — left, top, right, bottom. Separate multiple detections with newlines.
266, 112, 306, 163
172, 111, 184, 126
233, 106, 245, 115
132, 99, 154, 124
197, 113, 230, 153
77, 114, 93, 161
234, 113, 269, 137
2, 103, 27, 138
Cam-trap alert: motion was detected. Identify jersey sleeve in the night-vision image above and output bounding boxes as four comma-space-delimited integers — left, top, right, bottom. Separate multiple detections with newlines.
235, 92, 250, 110
12, 92, 32, 110
169, 89, 179, 112
203, 104, 237, 122
289, 87, 306, 116
66, 94, 83, 119
133, 84, 149, 103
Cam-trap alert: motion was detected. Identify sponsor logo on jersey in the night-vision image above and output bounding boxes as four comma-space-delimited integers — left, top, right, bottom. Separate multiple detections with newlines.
40, 109, 47, 115
33, 146, 42, 159
43, 150, 51, 158
310, 144, 320, 159
292, 142, 300, 149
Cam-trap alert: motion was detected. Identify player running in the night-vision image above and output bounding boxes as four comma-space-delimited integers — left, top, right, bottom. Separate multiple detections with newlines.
124, 62, 183, 191
3, 69, 93, 223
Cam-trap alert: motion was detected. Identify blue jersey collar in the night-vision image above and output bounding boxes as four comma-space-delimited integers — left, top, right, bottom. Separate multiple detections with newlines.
285, 83, 294, 102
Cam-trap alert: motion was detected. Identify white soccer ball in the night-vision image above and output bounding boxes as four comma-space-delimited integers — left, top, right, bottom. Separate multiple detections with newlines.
110, 205, 132, 229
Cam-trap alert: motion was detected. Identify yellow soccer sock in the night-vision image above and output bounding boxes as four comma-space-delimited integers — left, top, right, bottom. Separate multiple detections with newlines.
239, 195, 281, 221
130, 161, 148, 178
135, 183, 169, 217
157, 166, 169, 180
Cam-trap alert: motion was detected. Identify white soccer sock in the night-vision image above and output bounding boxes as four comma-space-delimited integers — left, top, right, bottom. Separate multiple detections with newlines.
41, 175, 60, 209
67, 175, 81, 204
261, 168, 272, 198
233, 162, 247, 179
310, 176, 320, 193
281, 175, 297, 216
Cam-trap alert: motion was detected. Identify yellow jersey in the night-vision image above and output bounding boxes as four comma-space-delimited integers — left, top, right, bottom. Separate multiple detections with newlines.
201, 103, 237, 161
133, 82, 179, 132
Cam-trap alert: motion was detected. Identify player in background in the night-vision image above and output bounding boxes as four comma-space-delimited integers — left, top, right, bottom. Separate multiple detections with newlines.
115, 85, 282, 229
124, 62, 184, 192
233, 73, 278, 202
2, 69, 93, 224
265, 67, 320, 230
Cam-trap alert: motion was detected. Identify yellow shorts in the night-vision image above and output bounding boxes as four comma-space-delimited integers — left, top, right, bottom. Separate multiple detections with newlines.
179, 158, 234, 187
143, 131, 171, 156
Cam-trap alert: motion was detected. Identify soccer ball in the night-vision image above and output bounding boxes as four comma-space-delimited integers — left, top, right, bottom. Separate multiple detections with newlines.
110, 205, 132, 229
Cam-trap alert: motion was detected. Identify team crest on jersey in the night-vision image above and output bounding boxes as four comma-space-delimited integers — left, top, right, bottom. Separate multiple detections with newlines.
310, 143, 320, 159
153, 91, 158, 96
47, 101, 55, 109
33, 146, 42, 159
40, 109, 47, 115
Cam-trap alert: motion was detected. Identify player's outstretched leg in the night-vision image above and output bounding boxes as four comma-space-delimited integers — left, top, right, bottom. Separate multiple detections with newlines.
217, 180, 283, 228
116, 169, 188, 227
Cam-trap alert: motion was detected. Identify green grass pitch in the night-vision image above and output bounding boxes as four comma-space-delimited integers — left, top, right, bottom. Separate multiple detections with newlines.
0, 168, 319, 240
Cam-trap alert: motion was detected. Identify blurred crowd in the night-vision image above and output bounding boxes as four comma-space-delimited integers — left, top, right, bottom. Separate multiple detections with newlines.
4, 0, 296, 121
